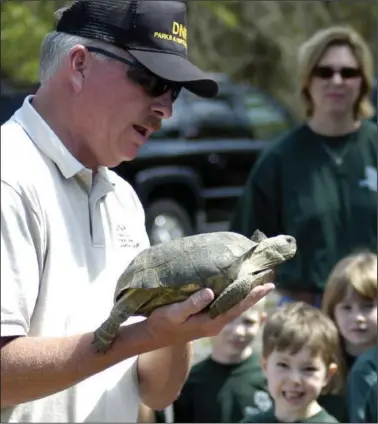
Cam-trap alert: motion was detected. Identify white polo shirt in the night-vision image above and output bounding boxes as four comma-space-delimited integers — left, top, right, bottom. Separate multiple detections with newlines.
1, 96, 151, 422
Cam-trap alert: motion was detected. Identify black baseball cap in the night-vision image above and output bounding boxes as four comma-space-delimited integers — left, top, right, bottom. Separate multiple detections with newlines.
55, 0, 219, 98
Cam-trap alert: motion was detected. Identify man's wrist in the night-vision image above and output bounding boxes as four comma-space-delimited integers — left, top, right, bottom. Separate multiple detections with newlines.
111, 319, 164, 360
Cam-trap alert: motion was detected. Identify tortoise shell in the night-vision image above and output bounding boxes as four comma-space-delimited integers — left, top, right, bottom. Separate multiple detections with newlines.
114, 231, 257, 303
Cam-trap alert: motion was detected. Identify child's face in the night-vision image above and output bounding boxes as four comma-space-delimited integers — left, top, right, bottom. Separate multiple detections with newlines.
334, 287, 377, 355
261, 347, 336, 420
211, 308, 265, 362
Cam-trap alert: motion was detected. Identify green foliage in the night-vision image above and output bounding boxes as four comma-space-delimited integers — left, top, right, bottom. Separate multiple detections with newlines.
187, 1, 377, 117
201, 1, 239, 28
1, 0, 66, 84
1, 0, 377, 117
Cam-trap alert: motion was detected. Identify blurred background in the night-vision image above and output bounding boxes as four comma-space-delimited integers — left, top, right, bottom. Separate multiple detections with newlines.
1, 0, 377, 360
2, 1, 377, 116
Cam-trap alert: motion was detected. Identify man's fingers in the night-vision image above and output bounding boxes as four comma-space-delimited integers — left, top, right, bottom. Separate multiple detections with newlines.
242, 283, 275, 307
232, 282, 275, 313
155, 282, 274, 332
212, 283, 275, 325
167, 288, 215, 323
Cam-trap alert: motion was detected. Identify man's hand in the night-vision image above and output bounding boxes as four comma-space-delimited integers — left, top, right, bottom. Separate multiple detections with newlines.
136, 281, 274, 410
1, 282, 274, 409
144, 282, 275, 346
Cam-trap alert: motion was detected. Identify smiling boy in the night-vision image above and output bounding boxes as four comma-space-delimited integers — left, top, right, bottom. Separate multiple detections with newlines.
241, 302, 340, 423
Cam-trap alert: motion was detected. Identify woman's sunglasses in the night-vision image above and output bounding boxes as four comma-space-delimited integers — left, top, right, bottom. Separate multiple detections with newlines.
312, 65, 362, 80
86, 46, 182, 102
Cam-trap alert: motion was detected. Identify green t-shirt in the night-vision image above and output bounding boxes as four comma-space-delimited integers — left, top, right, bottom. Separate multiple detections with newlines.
318, 394, 347, 423
346, 346, 377, 422
240, 407, 338, 423
169, 353, 272, 423
230, 121, 377, 293
365, 383, 378, 423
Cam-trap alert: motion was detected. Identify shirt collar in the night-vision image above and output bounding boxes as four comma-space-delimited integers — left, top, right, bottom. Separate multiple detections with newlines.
14, 95, 116, 187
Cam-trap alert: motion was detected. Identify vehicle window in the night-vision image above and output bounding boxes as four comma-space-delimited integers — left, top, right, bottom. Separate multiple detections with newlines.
185, 94, 250, 139
242, 92, 292, 140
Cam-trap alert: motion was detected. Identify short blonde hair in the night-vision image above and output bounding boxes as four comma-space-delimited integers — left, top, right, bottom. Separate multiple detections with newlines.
298, 26, 375, 120
322, 251, 377, 321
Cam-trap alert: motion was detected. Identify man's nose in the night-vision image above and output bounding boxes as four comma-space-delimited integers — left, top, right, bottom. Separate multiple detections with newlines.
152, 90, 174, 119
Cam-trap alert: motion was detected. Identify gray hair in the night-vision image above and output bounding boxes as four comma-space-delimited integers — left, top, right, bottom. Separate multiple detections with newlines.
39, 31, 126, 84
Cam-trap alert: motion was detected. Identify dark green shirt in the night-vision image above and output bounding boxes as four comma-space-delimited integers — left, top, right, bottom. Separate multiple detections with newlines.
346, 346, 377, 422
230, 121, 377, 293
240, 406, 338, 423
169, 353, 272, 423
318, 394, 348, 423
365, 383, 378, 423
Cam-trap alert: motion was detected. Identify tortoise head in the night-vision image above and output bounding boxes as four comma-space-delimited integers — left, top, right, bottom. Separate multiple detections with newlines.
252, 234, 297, 267
270, 234, 296, 260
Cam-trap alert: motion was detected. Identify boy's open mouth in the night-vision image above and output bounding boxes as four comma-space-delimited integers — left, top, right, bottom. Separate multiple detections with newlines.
282, 391, 305, 401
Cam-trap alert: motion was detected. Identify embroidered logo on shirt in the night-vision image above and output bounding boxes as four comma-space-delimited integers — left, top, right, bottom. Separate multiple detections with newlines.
359, 166, 377, 192
116, 224, 140, 249
244, 406, 259, 417
254, 390, 273, 412
243, 391, 272, 417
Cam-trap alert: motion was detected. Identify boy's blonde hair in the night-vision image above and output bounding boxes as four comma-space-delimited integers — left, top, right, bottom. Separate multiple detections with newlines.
262, 302, 342, 393
298, 25, 375, 120
322, 251, 377, 321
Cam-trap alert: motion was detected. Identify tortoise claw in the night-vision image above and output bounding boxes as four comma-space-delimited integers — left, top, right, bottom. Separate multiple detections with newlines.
92, 333, 112, 354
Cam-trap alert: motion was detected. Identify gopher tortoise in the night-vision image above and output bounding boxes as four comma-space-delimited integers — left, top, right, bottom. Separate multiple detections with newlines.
93, 229, 296, 352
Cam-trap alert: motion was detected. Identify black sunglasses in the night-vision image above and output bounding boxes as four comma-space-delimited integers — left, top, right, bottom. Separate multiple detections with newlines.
86, 46, 182, 102
312, 65, 362, 80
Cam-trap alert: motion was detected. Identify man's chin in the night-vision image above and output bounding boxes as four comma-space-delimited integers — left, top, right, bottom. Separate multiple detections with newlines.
120, 155, 136, 163
113, 150, 139, 166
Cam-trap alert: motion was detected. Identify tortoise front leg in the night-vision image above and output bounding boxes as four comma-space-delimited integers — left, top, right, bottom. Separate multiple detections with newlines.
208, 269, 272, 319
93, 290, 150, 354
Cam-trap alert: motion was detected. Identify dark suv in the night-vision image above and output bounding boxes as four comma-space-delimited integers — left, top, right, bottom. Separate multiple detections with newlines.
0, 76, 295, 245
113, 78, 295, 244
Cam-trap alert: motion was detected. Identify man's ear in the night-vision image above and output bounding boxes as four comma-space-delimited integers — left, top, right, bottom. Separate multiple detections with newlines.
259, 312, 267, 324
68, 46, 89, 92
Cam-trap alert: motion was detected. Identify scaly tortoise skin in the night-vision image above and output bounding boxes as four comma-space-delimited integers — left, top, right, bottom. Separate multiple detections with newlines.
93, 229, 297, 353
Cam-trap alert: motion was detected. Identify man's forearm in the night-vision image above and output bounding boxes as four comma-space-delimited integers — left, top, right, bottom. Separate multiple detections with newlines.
137, 342, 193, 410
0, 321, 160, 408
1, 282, 273, 409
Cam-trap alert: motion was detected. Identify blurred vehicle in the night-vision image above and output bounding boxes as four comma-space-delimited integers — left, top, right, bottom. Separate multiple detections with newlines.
0, 75, 296, 245
113, 78, 296, 244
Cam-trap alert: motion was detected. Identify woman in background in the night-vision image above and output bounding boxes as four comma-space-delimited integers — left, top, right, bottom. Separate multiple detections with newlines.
230, 25, 377, 308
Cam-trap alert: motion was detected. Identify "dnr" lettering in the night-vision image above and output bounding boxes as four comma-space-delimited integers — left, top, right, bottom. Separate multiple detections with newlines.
172, 21, 187, 41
